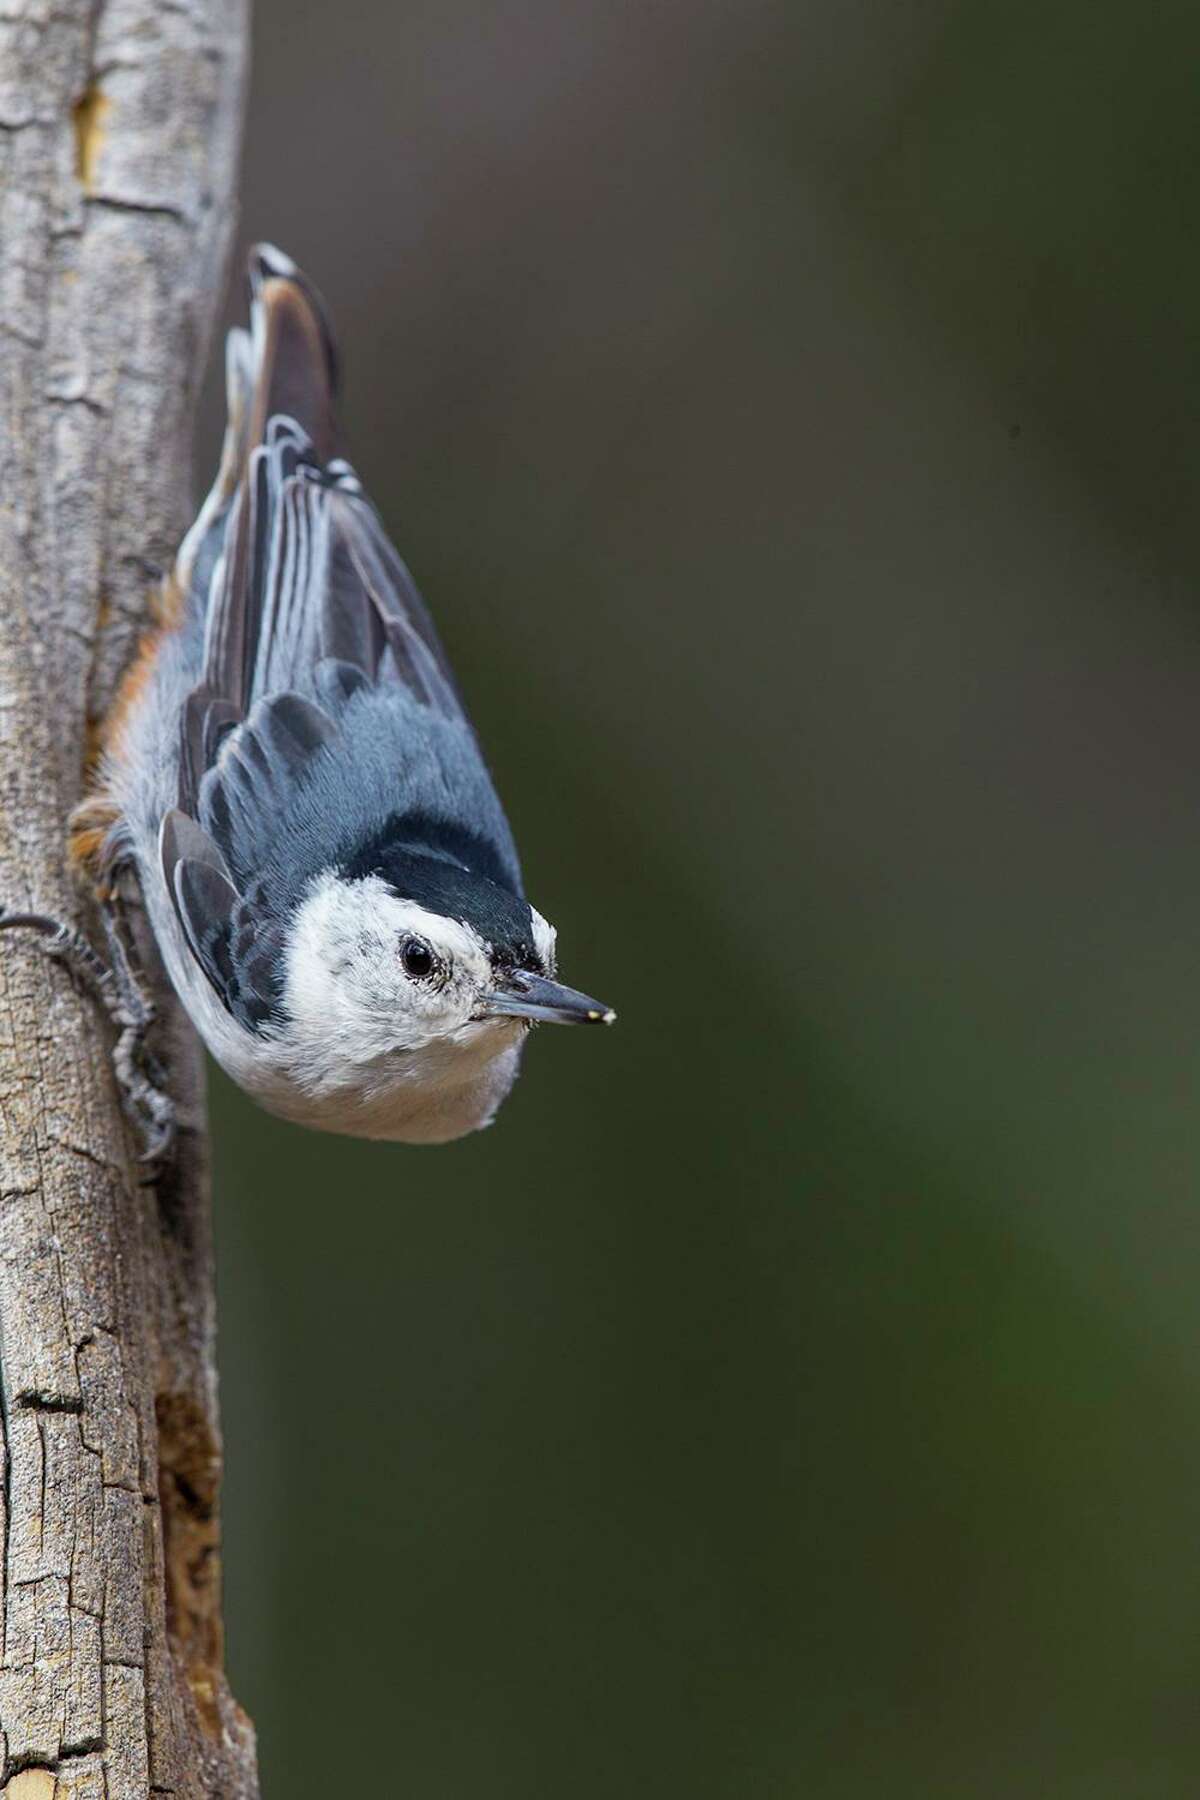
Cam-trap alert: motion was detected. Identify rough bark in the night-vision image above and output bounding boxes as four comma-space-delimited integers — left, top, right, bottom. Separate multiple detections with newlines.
0, 1, 255, 1794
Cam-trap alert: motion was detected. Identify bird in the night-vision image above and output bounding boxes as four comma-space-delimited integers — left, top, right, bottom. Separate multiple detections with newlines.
16, 245, 614, 1153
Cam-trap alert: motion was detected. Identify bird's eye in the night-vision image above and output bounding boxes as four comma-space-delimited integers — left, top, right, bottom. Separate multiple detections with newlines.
399, 935, 436, 980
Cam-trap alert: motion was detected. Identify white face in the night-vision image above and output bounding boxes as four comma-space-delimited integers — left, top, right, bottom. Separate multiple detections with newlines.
280, 872, 557, 1075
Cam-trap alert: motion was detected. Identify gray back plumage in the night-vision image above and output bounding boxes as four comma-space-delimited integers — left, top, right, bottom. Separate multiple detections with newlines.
161, 246, 522, 1032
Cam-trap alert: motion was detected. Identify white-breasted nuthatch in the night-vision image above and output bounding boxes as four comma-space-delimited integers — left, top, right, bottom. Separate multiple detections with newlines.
10, 246, 613, 1153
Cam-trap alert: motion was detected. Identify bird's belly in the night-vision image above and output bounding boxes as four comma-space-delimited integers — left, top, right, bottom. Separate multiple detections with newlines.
231, 1018, 528, 1144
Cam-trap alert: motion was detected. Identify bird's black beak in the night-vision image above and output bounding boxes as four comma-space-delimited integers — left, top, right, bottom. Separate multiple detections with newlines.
481, 969, 616, 1026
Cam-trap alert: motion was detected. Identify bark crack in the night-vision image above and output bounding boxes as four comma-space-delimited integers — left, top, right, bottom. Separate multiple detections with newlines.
84, 194, 186, 223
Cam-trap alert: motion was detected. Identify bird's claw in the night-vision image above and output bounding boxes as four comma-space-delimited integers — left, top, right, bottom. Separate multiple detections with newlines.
0, 901, 176, 1170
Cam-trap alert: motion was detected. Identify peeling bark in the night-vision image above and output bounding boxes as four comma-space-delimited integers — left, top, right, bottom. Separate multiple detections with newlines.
0, 1, 255, 1793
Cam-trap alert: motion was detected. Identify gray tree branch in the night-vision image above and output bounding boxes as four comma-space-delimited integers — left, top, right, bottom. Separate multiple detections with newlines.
0, 1, 256, 1793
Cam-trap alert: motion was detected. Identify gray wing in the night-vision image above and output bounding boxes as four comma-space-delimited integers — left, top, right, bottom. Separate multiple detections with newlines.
162, 245, 501, 1031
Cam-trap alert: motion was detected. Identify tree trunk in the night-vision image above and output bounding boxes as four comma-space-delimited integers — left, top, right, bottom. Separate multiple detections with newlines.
0, 2, 256, 1794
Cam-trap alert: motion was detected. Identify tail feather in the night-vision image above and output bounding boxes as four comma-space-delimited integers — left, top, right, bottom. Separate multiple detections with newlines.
176, 247, 340, 597
246, 244, 340, 463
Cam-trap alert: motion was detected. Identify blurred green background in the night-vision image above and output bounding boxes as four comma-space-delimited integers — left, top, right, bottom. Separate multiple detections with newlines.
199, 2, 1200, 1793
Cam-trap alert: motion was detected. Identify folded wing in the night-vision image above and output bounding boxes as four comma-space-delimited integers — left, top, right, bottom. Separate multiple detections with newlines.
163, 246, 479, 1031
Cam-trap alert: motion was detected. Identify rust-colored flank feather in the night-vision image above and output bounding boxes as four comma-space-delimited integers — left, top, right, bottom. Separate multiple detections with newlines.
68, 571, 186, 883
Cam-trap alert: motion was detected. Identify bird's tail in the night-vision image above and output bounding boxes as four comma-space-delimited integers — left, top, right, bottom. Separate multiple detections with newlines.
243, 244, 340, 462
176, 244, 341, 594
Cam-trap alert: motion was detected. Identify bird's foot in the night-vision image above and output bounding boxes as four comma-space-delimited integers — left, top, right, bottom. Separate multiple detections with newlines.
0, 902, 176, 1169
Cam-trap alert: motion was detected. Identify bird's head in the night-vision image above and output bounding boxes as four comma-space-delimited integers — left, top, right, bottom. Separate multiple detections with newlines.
279, 864, 613, 1082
